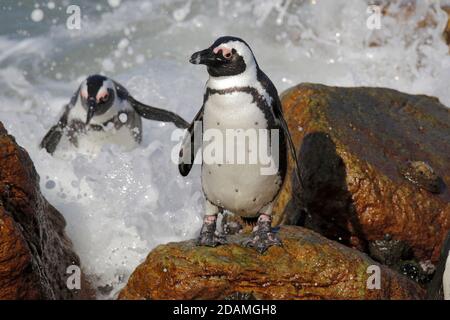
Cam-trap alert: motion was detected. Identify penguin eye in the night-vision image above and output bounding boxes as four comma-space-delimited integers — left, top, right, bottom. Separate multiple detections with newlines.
99, 93, 109, 104
224, 51, 232, 60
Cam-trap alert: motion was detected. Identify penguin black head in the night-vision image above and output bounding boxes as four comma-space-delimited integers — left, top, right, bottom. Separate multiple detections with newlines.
190, 36, 258, 78
79, 74, 116, 124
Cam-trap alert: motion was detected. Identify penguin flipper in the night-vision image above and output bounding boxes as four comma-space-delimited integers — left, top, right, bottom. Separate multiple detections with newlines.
271, 96, 304, 191
40, 126, 63, 154
256, 69, 303, 190
129, 96, 189, 129
40, 104, 70, 155
179, 106, 204, 177
278, 108, 304, 190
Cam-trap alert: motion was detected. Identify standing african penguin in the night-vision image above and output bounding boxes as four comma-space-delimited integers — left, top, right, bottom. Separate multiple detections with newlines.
179, 36, 302, 253
40, 74, 188, 154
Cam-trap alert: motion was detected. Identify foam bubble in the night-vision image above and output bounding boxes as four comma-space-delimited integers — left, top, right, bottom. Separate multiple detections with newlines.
119, 113, 128, 123
173, 1, 192, 22
117, 38, 130, 50
108, 0, 122, 8
30, 9, 44, 22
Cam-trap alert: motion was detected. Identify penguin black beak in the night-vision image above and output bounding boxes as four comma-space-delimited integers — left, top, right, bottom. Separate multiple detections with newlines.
86, 99, 96, 125
190, 48, 217, 65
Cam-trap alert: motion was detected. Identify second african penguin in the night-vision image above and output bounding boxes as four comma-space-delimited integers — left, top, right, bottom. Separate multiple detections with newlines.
427, 231, 450, 300
40, 74, 189, 154
179, 36, 302, 253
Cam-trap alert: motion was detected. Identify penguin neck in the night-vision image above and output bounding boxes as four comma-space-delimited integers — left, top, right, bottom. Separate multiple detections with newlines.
207, 68, 258, 91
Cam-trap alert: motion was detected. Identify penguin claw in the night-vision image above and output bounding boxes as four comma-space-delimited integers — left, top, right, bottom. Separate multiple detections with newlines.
197, 234, 218, 247
196, 233, 227, 247
216, 234, 228, 245
244, 232, 282, 253
243, 214, 282, 253
196, 216, 227, 247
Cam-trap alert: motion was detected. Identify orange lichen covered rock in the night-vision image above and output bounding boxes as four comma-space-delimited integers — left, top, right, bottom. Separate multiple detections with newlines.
119, 226, 424, 300
274, 84, 450, 264
0, 122, 91, 299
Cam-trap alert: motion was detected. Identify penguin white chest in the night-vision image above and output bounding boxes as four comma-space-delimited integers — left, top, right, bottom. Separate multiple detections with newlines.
77, 123, 138, 153
66, 103, 139, 153
201, 91, 282, 217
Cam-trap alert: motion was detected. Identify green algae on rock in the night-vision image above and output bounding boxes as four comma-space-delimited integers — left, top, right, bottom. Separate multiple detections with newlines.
119, 226, 424, 300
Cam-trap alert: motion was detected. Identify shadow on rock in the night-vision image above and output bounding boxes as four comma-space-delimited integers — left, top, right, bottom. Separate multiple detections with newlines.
288, 132, 367, 251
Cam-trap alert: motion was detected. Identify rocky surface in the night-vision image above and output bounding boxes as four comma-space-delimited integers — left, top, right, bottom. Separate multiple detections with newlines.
0, 122, 91, 299
273, 84, 450, 265
119, 226, 424, 300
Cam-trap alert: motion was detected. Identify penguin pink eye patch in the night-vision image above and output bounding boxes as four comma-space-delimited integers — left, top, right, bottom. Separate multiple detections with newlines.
213, 46, 233, 59
96, 89, 109, 103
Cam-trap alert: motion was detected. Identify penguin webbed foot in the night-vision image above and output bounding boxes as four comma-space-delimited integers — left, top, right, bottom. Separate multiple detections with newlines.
196, 216, 227, 247
196, 232, 227, 247
243, 214, 282, 254
244, 231, 282, 254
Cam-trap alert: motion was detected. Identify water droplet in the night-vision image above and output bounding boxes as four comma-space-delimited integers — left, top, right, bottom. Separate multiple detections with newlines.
45, 180, 56, 189
107, 0, 121, 8
31, 9, 44, 22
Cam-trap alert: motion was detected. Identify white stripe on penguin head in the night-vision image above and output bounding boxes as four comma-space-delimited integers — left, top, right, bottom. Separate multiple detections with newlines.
208, 40, 259, 91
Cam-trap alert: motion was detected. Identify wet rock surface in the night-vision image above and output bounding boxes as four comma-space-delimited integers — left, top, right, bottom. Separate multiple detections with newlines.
274, 84, 450, 265
398, 161, 446, 194
119, 226, 424, 300
0, 122, 91, 299
368, 234, 410, 267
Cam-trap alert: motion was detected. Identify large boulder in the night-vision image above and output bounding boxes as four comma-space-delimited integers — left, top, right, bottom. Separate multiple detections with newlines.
0, 122, 91, 299
119, 226, 424, 300
274, 84, 450, 264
